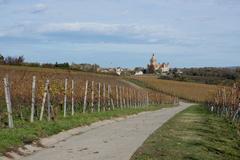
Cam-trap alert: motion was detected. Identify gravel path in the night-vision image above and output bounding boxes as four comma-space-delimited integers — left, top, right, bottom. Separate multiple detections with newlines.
22, 102, 192, 160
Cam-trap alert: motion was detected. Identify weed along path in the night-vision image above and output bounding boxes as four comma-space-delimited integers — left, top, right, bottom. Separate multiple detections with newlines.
21, 102, 192, 160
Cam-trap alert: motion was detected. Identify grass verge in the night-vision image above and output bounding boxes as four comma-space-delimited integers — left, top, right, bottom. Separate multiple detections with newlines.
131, 105, 240, 160
0, 104, 173, 155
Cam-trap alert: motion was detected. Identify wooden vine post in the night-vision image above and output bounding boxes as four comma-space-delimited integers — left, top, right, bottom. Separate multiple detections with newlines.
140, 92, 142, 107
138, 92, 140, 107
116, 85, 119, 108
3, 77, 14, 128
111, 99, 115, 110
126, 88, 129, 108
40, 79, 49, 121
134, 90, 137, 108
129, 88, 132, 108
30, 76, 36, 122
109, 85, 114, 110
103, 83, 106, 111
139, 92, 141, 107
98, 82, 101, 112
91, 81, 94, 112
119, 86, 123, 109
83, 80, 88, 113
63, 79, 68, 117
107, 84, 110, 109
71, 80, 75, 116
47, 84, 51, 121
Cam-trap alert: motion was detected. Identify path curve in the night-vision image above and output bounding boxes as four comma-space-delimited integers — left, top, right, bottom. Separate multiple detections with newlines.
22, 102, 192, 160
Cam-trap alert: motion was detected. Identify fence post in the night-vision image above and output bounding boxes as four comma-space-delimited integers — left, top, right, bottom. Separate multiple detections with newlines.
40, 79, 49, 121
109, 85, 114, 110
129, 88, 132, 108
47, 84, 51, 121
119, 86, 123, 109
71, 79, 75, 116
3, 77, 14, 128
107, 84, 110, 110
134, 90, 137, 108
116, 85, 119, 108
64, 79, 68, 117
139, 92, 141, 107
98, 82, 101, 112
30, 76, 36, 122
103, 83, 106, 111
140, 92, 142, 107
126, 88, 129, 108
111, 99, 115, 110
83, 80, 88, 113
91, 81, 94, 112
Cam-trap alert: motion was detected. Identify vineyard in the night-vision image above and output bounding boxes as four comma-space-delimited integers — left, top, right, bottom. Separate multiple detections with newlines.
128, 75, 218, 102
209, 84, 240, 122
129, 75, 240, 123
0, 65, 177, 129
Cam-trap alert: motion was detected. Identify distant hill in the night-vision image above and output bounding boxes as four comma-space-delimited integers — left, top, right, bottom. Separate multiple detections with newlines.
163, 66, 240, 86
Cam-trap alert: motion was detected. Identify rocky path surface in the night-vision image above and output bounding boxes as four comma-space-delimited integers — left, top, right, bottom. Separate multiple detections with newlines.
19, 102, 192, 160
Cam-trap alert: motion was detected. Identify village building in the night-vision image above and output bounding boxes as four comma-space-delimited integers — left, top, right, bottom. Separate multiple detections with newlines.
147, 54, 170, 73
115, 67, 123, 76
134, 70, 143, 76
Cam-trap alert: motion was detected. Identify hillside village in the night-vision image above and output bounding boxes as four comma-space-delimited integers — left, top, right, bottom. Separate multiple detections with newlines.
0, 53, 171, 76
99, 53, 170, 76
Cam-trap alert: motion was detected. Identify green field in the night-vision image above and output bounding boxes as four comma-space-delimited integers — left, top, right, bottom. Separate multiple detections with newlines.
131, 105, 240, 160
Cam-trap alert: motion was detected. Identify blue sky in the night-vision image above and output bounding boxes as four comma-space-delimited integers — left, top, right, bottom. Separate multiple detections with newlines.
0, 0, 240, 68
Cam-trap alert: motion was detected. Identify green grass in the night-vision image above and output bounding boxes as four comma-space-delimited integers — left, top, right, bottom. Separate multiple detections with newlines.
0, 104, 173, 155
131, 105, 240, 160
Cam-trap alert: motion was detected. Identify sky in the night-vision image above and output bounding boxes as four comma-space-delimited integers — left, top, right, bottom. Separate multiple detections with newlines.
0, 0, 240, 68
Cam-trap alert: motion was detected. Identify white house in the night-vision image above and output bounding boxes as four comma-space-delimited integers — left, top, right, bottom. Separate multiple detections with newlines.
116, 68, 123, 76
135, 71, 143, 76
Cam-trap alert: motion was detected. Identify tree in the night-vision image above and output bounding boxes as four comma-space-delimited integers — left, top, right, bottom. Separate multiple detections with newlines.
4, 55, 24, 65
0, 53, 4, 64
148, 64, 155, 73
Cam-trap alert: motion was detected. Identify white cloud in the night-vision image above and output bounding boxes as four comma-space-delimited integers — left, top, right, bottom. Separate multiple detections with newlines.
38, 22, 177, 39
0, 22, 198, 45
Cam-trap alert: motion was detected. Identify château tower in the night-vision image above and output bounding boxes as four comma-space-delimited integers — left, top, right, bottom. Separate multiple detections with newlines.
147, 53, 170, 73
150, 54, 157, 67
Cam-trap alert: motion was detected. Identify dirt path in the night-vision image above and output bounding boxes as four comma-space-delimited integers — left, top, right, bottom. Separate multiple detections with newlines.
21, 102, 192, 160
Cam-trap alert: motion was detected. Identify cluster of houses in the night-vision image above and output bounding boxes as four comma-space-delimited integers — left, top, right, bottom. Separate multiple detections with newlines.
98, 53, 170, 76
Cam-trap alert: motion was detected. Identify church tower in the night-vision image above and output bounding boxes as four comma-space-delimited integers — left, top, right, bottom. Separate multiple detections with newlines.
147, 53, 170, 74
150, 53, 157, 67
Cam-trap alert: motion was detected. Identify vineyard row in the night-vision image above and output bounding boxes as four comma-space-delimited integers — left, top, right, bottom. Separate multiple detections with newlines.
1, 75, 177, 128
208, 84, 240, 122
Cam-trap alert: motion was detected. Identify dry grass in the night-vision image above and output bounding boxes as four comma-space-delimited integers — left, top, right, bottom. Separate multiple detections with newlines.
130, 75, 219, 102
129, 75, 240, 122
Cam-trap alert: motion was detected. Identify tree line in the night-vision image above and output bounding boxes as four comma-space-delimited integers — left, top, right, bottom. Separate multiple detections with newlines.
0, 53, 100, 72
159, 67, 240, 86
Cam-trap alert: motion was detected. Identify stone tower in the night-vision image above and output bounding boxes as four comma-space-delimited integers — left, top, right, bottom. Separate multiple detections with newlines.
147, 53, 170, 74
150, 53, 157, 67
